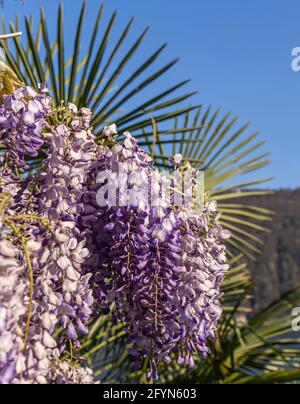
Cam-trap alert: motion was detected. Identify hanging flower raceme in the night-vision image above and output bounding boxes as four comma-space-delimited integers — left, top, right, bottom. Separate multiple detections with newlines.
0, 180, 60, 384
0, 176, 97, 384
80, 125, 231, 380
0, 78, 230, 383
37, 103, 96, 343
0, 88, 96, 384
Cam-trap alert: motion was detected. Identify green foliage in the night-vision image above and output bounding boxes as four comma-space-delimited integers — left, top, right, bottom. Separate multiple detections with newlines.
1, 2, 197, 136
0, 2, 273, 257
169, 285, 300, 384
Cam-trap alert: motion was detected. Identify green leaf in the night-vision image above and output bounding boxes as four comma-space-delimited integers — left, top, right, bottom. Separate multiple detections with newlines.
2, 4, 199, 137
68, 0, 86, 102
58, 3, 65, 101
40, 8, 59, 105
79, 10, 117, 107
24, 17, 45, 84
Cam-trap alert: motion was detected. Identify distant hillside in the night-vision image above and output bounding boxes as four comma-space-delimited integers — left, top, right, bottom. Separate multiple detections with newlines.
236, 189, 300, 311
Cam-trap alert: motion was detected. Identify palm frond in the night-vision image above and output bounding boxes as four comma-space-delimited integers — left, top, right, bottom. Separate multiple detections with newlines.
0, 3, 196, 136
0, 3, 272, 257
167, 285, 300, 384
136, 109, 272, 257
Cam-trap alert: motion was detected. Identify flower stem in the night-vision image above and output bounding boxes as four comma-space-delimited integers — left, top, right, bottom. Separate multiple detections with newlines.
0, 32, 22, 40
0, 193, 11, 214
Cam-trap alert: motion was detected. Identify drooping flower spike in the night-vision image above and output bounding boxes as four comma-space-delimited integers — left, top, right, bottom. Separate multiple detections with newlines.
0, 94, 96, 384
0, 82, 230, 383
80, 125, 230, 380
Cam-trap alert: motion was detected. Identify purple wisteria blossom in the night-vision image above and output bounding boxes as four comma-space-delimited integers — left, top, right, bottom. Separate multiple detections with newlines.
0, 85, 52, 170
80, 126, 231, 380
0, 96, 96, 384
50, 361, 97, 384
0, 189, 96, 383
0, 82, 230, 383
37, 104, 96, 345
0, 238, 26, 384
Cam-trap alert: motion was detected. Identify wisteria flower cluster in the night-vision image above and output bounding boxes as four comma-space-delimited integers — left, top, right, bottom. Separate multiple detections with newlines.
0, 84, 51, 170
0, 91, 96, 384
0, 80, 230, 384
81, 134, 230, 380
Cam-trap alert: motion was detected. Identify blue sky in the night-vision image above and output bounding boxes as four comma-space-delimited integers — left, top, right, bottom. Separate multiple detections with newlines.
2, 0, 300, 188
